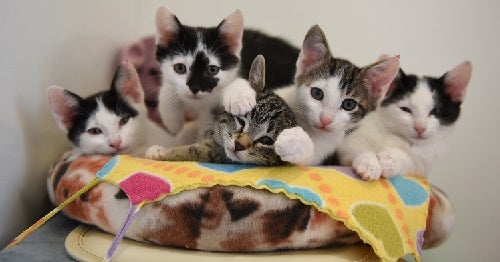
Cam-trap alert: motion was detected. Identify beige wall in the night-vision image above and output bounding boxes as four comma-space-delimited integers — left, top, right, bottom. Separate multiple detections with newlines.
1, 1, 498, 260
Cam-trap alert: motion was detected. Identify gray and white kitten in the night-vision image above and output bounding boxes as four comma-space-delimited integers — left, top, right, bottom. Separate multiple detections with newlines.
155, 6, 257, 137
337, 61, 472, 180
146, 55, 314, 166
275, 25, 400, 165
47, 61, 192, 158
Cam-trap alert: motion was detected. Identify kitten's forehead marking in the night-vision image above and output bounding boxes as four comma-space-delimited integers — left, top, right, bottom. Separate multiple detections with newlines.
89, 99, 121, 134
406, 79, 435, 116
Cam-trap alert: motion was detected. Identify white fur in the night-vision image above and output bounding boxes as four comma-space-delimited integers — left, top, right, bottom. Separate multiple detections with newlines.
275, 76, 355, 165
337, 80, 453, 178
275, 126, 315, 165
76, 98, 186, 158
157, 41, 254, 137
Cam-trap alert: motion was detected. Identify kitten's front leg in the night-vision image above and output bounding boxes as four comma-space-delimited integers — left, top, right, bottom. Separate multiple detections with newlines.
275, 126, 315, 165
157, 88, 185, 135
377, 147, 412, 178
145, 145, 168, 160
352, 152, 382, 181
222, 78, 256, 115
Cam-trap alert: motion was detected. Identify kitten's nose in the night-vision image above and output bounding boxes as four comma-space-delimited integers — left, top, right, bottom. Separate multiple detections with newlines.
234, 141, 245, 151
415, 126, 426, 136
234, 134, 251, 151
320, 115, 332, 128
109, 140, 122, 149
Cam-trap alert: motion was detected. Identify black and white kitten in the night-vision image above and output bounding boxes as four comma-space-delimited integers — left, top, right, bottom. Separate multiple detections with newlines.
47, 61, 192, 158
337, 61, 472, 180
146, 55, 314, 166
275, 25, 400, 165
155, 6, 258, 136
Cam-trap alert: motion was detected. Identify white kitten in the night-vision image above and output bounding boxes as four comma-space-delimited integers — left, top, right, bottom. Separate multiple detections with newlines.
155, 6, 255, 137
337, 61, 472, 180
47, 61, 191, 158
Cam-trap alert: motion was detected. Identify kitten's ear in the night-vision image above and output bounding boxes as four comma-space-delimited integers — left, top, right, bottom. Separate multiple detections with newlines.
295, 25, 332, 77
113, 61, 144, 105
217, 10, 244, 55
442, 61, 472, 103
121, 38, 148, 67
249, 55, 266, 92
156, 6, 181, 46
362, 55, 400, 100
47, 86, 81, 132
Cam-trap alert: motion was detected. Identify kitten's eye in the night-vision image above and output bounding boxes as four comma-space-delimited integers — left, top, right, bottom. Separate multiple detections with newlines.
429, 107, 439, 116
310, 87, 324, 101
341, 99, 357, 111
87, 127, 102, 135
400, 107, 412, 113
256, 136, 275, 146
311, 87, 324, 101
173, 63, 187, 74
119, 116, 130, 126
207, 65, 220, 76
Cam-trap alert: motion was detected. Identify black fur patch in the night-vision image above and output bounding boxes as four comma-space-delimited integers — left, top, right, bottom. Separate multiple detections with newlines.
52, 161, 71, 192
240, 29, 300, 88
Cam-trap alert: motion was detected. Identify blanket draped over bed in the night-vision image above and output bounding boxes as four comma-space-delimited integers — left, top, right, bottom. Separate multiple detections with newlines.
7, 152, 454, 262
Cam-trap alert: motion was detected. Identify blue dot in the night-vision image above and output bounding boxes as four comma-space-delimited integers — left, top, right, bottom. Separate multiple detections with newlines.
97, 156, 118, 179
197, 162, 258, 174
388, 176, 428, 206
257, 179, 323, 207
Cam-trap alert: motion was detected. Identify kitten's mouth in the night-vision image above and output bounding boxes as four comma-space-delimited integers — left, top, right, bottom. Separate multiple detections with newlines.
314, 125, 332, 132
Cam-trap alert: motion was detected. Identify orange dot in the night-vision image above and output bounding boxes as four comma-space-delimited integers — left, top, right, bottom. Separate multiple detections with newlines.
175, 167, 188, 174
402, 224, 409, 235
201, 175, 214, 183
309, 173, 322, 181
187, 171, 201, 178
388, 193, 397, 205
407, 239, 414, 247
380, 179, 390, 189
162, 165, 175, 172
319, 184, 332, 193
336, 210, 349, 220
396, 209, 404, 220
297, 166, 310, 172
328, 197, 339, 206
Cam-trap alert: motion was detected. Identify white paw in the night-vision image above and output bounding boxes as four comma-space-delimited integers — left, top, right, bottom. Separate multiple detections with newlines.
377, 151, 400, 178
145, 145, 168, 160
352, 152, 382, 181
222, 78, 256, 116
275, 126, 314, 165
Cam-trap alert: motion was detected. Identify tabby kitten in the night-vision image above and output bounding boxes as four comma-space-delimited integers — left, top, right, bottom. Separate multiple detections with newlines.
47, 61, 189, 158
146, 55, 314, 166
275, 25, 400, 166
337, 61, 472, 180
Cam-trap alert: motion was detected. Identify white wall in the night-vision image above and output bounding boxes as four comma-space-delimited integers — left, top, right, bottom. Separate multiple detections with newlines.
1, 1, 498, 260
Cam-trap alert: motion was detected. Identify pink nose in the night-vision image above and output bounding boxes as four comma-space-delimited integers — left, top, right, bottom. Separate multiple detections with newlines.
415, 126, 426, 136
320, 116, 332, 128
109, 140, 122, 149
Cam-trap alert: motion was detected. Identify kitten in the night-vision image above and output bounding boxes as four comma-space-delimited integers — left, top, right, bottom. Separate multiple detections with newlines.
336, 61, 472, 180
47, 61, 191, 158
146, 55, 314, 166
275, 25, 400, 166
155, 6, 258, 136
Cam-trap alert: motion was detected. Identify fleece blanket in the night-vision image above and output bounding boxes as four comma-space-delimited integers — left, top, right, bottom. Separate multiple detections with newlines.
7, 152, 455, 262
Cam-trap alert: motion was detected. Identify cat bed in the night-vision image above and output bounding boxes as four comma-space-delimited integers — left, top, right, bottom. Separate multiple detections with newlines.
6, 152, 445, 262
65, 225, 380, 262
